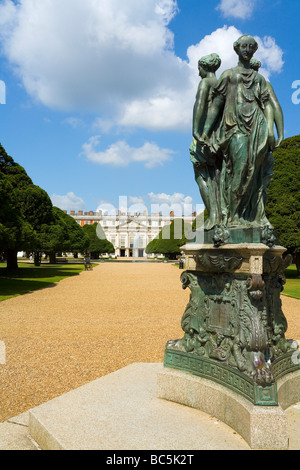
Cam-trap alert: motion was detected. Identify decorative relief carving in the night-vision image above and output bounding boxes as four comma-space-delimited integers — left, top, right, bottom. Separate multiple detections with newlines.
166, 247, 300, 391
196, 252, 243, 272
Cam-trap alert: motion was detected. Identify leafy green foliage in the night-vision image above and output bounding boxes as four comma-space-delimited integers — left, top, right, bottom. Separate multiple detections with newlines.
0, 145, 39, 261
82, 223, 114, 258
146, 219, 192, 260
265, 135, 300, 252
15, 184, 53, 230
0, 144, 89, 267
39, 207, 89, 261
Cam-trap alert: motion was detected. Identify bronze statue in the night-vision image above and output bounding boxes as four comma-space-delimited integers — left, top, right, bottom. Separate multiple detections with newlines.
193, 35, 284, 231
164, 35, 299, 402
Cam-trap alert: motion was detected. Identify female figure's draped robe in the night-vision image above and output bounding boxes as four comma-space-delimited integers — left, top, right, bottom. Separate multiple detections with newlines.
209, 67, 272, 228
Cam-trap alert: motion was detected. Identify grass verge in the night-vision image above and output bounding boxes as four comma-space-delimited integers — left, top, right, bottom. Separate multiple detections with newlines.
283, 265, 300, 300
0, 262, 89, 302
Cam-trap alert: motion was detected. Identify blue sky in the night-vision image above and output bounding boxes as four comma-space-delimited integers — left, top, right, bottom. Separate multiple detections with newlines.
0, 0, 299, 216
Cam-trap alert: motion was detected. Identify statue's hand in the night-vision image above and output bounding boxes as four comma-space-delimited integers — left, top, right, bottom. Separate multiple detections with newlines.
275, 137, 283, 149
268, 135, 275, 151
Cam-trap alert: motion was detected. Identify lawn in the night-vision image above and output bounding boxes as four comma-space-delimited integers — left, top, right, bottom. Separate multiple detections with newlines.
0, 262, 88, 302
283, 264, 300, 300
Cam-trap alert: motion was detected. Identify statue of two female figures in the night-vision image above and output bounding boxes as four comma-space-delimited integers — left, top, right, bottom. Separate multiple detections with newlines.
191, 35, 284, 234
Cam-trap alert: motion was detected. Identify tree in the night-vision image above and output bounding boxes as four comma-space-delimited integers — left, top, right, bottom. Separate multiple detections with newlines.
82, 223, 114, 259
265, 134, 300, 274
0, 143, 90, 267
146, 219, 192, 260
0, 172, 35, 268
40, 207, 89, 263
0, 145, 48, 269
16, 184, 54, 266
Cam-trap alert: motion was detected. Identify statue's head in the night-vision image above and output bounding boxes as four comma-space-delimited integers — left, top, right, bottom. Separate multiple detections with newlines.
233, 35, 258, 62
198, 53, 221, 77
250, 57, 261, 71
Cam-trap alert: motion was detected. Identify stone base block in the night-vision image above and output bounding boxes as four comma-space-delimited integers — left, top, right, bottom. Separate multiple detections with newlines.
158, 367, 300, 449
28, 363, 253, 450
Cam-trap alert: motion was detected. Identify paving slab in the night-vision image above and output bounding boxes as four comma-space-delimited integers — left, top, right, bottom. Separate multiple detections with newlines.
28, 363, 252, 450
0, 412, 39, 450
1, 363, 299, 450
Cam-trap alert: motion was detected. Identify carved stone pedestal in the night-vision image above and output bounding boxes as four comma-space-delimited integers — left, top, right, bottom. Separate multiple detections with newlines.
163, 243, 300, 407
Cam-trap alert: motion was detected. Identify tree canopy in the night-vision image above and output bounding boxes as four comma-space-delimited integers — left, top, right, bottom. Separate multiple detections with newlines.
38, 207, 89, 263
0, 144, 90, 267
145, 218, 192, 260
0, 144, 53, 268
82, 223, 114, 258
265, 135, 300, 250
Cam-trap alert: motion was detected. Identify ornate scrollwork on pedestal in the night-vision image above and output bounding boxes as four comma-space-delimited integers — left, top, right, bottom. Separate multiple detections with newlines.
167, 265, 296, 388
263, 252, 293, 274
246, 274, 265, 300
196, 251, 243, 272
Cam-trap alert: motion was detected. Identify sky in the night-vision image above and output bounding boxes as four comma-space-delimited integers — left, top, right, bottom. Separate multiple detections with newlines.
0, 0, 299, 216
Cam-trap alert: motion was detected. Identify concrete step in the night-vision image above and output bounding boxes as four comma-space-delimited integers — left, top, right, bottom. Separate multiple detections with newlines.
1, 363, 300, 450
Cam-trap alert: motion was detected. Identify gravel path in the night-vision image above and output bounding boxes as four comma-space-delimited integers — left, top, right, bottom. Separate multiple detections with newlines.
0, 262, 299, 423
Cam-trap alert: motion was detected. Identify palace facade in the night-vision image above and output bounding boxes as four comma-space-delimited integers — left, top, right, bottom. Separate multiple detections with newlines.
67, 209, 196, 258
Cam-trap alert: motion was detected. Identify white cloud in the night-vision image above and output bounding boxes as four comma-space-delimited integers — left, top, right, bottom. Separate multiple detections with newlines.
0, 0, 183, 111
0, 2, 284, 132
155, 0, 179, 24
118, 84, 193, 131
149, 192, 192, 205
119, 26, 284, 129
96, 200, 117, 216
92, 117, 115, 134
187, 26, 284, 82
51, 192, 85, 211
254, 35, 284, 78
216, 0, 257, 19
129, 196, 146, 205
148, 192, 195, 216
81, 136, 174, 168
187, 26, 241, 80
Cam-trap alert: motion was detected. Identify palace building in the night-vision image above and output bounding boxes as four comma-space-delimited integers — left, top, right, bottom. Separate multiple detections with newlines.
66, 209, 196, 258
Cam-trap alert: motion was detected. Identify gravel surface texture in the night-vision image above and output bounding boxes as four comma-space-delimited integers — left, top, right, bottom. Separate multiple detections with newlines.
0, 262, 299, 423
